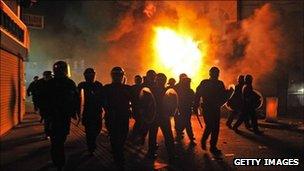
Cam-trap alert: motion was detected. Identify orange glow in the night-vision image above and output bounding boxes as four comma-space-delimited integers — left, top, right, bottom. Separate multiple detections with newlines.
152, 27, 207, 88
266, 97, 278, 122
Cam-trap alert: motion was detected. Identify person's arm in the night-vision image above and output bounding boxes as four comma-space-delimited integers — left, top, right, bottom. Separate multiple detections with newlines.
27, 83, 33, 96
76, 83, 83, 121
70, 81, 79, 120
193, 82, 203, 112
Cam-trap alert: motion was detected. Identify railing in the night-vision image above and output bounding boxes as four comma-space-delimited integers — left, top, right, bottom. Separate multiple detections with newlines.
0, 0, 29, 49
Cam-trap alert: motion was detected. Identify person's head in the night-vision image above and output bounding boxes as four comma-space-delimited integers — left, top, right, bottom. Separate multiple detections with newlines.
244, 74, 253, 85
111, 66, 125, 84
237, 75, 245, 85
134, 75, 142, 85
43, 71, 52, 81
209, 67, 220, 80
53, 61, 68, 77
179, 73, 188, 82
83, 68, 95, 83
155, 73, 167, 88
167, 78, 176, 87
33, 76, 39, 81
146, 70, 156, 83
182, 77, 191, 88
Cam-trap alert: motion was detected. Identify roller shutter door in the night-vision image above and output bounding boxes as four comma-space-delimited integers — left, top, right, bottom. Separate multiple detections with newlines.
0, 49, 22, 136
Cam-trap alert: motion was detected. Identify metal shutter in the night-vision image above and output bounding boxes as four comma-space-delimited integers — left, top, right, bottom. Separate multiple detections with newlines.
0, 49, 23, 136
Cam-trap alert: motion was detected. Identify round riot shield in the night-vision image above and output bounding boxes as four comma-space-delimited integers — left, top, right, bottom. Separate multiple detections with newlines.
225, 89, 263, 111
252, 90, 263, 109
138, 87, 156, 125
162, 88, 178, 117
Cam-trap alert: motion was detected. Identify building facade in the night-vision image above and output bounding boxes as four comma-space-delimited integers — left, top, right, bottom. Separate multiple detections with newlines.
0, 0, 29, 136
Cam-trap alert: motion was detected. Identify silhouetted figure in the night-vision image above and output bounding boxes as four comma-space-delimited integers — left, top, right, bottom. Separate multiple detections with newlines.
27, 76, 39, 112
142, 70, 156, 88
174, 77, 195, 144
130, 75, 144, 142
36, 71, 53, 138
194, 67, 227, 155
167, 78, 176, 89
173, 73, 188, 139
233, 75, 263, 135
147, 73, 176, 161
78, 68, 103, 155
139, 70, 157, 144
46, 61, 78, 170
174, 73, 188, 89
103, 67, 133, 168
226, 75, 250, 129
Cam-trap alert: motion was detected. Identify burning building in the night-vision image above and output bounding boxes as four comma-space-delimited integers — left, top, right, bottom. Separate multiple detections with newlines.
0, 0, 30, 135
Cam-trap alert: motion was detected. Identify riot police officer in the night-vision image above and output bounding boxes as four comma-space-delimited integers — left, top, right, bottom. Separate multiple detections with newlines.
167, 78, 176, 89
46, 61, 78, 170
103, 67, 133, 167
142, 70, 156, 88
174, 77, 195, 144
194, 67, 227, 155
130, 75, 144, 143
78, 68, 103, 154
36, 71, 53, 138
27, 76, 39, 112
147, 73, 176, 161
226, 75, 250, 129
233, 75, 263, 135
139, 70, 157, 143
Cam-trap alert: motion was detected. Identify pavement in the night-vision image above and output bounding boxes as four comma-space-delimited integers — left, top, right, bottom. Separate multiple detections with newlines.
0, 112, 303, 171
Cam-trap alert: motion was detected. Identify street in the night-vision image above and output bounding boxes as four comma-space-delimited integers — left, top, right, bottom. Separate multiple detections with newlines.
1, 112, 303, 171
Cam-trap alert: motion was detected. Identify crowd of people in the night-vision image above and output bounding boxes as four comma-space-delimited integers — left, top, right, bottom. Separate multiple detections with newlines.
27, 60, 263, 170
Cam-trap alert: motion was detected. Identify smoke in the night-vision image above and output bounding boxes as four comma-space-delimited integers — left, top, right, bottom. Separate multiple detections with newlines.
27, 1, 293, 94
220, 4, 287, 92
104, 1, 288, 90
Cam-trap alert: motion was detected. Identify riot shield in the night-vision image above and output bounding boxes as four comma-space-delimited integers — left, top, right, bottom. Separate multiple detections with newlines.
138, 87, 156, 125
225, 89, 263, 111
253, 90, 263, 109
162, 88, 178, 117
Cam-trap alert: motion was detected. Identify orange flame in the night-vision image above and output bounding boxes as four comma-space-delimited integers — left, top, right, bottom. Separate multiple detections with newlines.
152, 27, 208, 88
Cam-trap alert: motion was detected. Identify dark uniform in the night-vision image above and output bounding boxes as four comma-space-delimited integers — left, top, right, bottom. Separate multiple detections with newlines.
174, 77, 195, 142
78, 80, 103, 153
147, 73, 175, 160
194, 67, 227, 154
36, 71, 53, 137
226, 75, 251, 128
46, 61, 78, 169
233, 75, 262, 134
138, 70, 157, 143
103, 67, 133, 167
130, 81, 143, 141
27, 76, 39, 112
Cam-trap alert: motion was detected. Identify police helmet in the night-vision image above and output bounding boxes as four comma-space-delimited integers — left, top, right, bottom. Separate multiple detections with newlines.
53, 61, 68, 76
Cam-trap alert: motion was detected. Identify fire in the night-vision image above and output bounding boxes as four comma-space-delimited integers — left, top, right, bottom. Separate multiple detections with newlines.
153, 27, 206, 88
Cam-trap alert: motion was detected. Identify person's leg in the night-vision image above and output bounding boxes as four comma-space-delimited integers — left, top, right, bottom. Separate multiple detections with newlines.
147, 121, 159, 157
185, 113, 195, 141
86, 124, 97, 153
226, 110, 236, 128
160, 118, 176, 158
50, 134, 67, 169
244, 115, 251, 130
210, 113, 220, 152
232, 112, 245, 130
201, 113, 211, 150
250, 110, 262, 134
32, 96, 38, 112
174, 113, 184, 140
